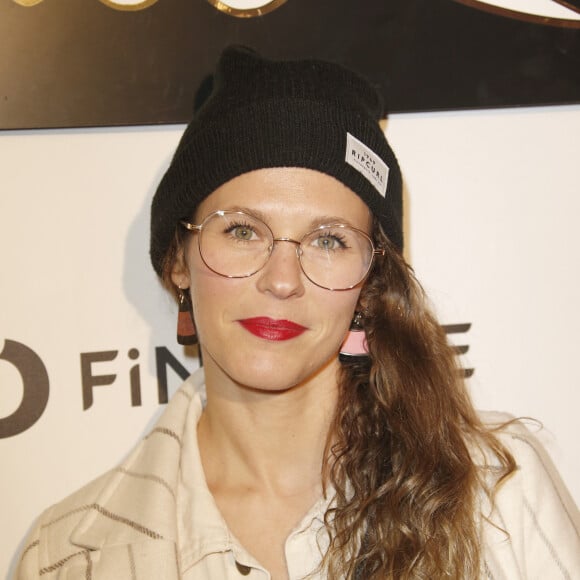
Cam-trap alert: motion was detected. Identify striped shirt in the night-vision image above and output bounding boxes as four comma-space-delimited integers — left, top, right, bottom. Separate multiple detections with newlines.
15, 369, 580, 579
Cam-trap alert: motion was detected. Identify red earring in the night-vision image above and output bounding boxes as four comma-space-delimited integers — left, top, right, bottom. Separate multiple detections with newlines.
177, 288, 197, 345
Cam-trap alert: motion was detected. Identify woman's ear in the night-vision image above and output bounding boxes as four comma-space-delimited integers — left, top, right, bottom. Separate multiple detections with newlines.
356, 286, 371, 314
170, 246, 190, 289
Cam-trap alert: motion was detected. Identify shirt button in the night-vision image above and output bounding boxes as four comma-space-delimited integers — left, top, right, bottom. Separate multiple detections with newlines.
235, 561, 251, 575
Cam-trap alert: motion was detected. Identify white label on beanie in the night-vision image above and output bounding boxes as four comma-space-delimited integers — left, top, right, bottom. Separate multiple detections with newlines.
345, 132, 388, 197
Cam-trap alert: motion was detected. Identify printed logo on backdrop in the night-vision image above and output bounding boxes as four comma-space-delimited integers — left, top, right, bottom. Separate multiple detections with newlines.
1, 0, 579, 129
0, 340, 49, 438
0, 339, 193, 439
0, 326, 473, 438
442, 323, 474, 378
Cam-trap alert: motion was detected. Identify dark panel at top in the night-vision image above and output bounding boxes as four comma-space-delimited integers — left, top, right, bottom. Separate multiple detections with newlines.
0, 0, 579, 129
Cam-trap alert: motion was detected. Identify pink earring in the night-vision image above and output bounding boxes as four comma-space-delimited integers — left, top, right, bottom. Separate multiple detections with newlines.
177, 287, 197, 345
339, 311, 369, 357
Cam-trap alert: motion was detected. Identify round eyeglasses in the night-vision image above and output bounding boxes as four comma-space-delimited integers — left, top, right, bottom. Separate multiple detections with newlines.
180, 210, 384, 290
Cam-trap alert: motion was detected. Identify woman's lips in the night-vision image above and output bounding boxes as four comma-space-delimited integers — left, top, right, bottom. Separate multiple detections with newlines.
238, 317, 307, 341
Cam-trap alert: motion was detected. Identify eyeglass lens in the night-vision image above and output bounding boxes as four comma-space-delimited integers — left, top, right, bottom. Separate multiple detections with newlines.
197, 211, 374, 290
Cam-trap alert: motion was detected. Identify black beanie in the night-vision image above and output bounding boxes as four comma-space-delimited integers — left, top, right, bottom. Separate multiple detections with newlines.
150, 46, 403, 277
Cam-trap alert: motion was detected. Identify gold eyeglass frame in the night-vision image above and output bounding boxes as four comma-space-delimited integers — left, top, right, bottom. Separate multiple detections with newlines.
180, 210, 385, 291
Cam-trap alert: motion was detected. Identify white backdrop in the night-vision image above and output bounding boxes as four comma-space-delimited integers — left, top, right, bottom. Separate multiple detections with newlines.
1, 105, 579, 579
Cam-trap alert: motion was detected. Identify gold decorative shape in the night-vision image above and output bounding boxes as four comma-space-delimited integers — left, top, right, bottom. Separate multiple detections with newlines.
452, 0, 580, 28
12, 0, 45, 6
97, 0, 160, 11
557, 0, 580, 15
207, 0, 288, 18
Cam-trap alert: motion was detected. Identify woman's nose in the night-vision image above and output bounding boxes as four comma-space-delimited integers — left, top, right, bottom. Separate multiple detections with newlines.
255, 239, 305, 299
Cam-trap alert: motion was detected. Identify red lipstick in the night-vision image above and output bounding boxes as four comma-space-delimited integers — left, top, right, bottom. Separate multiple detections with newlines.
238, 317, 307, 341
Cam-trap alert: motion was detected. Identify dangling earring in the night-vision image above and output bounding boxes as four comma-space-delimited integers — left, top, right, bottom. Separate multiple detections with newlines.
339, 311, 369, 358
177, 287, 197, 345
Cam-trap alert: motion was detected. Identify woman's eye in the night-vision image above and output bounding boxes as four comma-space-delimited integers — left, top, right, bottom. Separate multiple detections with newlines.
315, 234, 344, 250
233, 226, 254, 240
224, 222, 258, 241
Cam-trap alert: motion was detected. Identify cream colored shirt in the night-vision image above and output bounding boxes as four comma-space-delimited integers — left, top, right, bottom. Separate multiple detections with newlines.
15, 370, 580, 579
176, 381, 330, 579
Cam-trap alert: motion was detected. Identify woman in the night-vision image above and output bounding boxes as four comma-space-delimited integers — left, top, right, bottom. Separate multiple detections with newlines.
16, 46, 580, 579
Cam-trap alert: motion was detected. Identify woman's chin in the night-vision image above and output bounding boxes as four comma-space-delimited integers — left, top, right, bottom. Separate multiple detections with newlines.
203, 346, 340, 396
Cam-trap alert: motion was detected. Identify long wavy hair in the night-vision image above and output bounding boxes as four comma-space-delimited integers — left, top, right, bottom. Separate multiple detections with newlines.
320, 220, 516, 579
162, 218, 516, 579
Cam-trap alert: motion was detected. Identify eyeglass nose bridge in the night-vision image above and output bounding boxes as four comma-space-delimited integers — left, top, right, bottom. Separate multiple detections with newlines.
267, 236, 304, 261
269, 236, 305, 258
271, 236, 301, 247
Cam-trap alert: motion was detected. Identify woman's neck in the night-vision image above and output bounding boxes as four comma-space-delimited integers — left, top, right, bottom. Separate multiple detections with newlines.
197, 359, 340, 497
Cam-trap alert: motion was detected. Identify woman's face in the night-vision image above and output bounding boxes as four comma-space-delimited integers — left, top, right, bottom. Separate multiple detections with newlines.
172, 167, 372, 394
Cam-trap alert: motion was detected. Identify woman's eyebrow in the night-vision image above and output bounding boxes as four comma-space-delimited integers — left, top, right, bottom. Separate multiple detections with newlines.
222, 206, 357, 229
308, 215, 355, 228
222, 205, 267, 221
